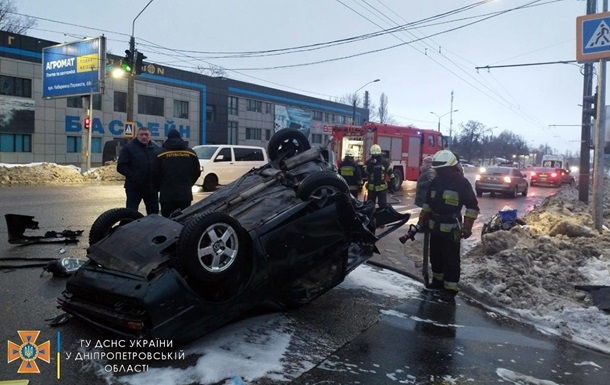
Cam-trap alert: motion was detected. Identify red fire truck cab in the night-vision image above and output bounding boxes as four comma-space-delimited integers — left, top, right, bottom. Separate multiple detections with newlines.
326, 122, 445, 190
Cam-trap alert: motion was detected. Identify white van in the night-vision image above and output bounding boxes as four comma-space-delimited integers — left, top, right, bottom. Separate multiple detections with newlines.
192, 145, 268, 191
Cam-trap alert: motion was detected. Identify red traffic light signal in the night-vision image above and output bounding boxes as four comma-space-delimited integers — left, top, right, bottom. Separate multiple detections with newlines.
84, 117, 91, 130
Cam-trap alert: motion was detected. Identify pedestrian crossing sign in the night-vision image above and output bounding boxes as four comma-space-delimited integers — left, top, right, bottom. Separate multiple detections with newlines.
123, 121, 134, 138
577, 12, 610, 63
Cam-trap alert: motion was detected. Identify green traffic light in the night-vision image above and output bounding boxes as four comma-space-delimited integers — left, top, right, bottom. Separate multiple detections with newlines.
121, 62, 132, 73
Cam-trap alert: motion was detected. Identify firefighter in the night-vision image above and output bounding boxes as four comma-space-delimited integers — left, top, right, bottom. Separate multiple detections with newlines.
417, 149, 479, 302
364, 144, 395, 208
339, 150, 363, 198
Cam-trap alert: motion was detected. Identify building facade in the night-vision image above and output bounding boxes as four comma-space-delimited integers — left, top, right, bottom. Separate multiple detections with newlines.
0, 32, 369, 166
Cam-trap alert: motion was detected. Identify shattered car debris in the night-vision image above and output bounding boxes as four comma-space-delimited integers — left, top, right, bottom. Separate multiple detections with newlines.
5, 214, 83, 245
58, 129, 410, 345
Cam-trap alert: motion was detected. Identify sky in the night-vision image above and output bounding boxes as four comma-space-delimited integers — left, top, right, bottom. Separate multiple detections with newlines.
11, 1, 599, 154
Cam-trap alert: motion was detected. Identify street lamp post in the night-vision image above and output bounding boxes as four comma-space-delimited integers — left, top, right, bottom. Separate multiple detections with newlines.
352, 79, 380, 124
430, 109, 458, 147
127, 0, 155, 123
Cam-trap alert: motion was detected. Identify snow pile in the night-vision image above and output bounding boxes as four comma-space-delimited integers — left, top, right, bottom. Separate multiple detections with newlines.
0, 162, 124, 185
461, 180, 610, 352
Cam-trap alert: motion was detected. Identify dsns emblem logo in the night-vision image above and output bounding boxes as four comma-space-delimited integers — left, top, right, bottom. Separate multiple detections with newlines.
7, 331, 51, 373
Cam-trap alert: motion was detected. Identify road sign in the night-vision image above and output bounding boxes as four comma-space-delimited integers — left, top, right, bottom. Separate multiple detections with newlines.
123, 121, 135, 138
577, 12, 610, 63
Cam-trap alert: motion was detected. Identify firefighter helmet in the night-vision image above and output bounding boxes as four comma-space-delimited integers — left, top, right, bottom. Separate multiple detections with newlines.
431, 150, 458, 168
369, 144, 382, 155
345, 150, 354, 158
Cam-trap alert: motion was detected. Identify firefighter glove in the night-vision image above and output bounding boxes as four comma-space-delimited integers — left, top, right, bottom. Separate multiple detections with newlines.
461, 216, 475, 239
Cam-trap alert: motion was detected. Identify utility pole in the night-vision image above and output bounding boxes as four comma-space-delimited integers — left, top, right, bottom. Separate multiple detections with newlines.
579, 0, 596, 203
593, 0, 608, 232
449, 90, 455, 147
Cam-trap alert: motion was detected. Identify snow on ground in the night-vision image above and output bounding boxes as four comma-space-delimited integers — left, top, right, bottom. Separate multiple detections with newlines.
2, 162, 610, 382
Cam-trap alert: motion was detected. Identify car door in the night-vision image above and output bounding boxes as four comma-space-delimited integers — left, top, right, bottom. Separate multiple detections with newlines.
513, 169, 526, 192
214, 147, 234, 185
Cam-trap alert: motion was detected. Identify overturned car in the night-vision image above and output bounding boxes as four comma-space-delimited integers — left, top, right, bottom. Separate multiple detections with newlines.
58, 129, 409, 346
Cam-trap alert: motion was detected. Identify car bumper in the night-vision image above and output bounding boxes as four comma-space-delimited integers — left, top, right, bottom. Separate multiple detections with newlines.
475, 182, 515, 193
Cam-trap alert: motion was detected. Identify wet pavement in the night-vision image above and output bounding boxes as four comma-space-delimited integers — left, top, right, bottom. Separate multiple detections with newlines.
291, 291, 610, 384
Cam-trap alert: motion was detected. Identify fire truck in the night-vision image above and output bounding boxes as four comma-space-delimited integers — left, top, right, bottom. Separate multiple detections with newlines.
325, 122, 445, 190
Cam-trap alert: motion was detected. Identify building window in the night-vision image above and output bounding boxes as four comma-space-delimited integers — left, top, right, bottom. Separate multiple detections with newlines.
330, 114, 335, 123
245, 127, 262, 140
337, 115, 345, 124
311, 134, 324, 144
228, 96, 238, 115
206, 105, 215, 122
313, 111, 323, 121
138, 95, 164, 116
92, 137, 102, 153
228, 121, 238, 144
174, 100, 189, 119
67, 136, 81, 153
67, 95, 101, 110
265, 129, 271, 141
246, 99, 262, 113
0, 75, 32, 98
265, 102, 272, 114
114, 91, 127, 113
324, 113, 330, 122
0, 133, 31, 152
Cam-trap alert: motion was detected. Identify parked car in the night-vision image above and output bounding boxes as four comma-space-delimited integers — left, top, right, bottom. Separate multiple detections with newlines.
529, 167, 575, 187
474, 166, 528, 198
192, 144, 268, 191
58, 129, 410, 346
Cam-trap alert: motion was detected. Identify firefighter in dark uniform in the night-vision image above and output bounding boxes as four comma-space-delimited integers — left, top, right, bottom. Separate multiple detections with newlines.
417, 150, 479, 302
338, 150, 363, 198
364, 144, 396, 208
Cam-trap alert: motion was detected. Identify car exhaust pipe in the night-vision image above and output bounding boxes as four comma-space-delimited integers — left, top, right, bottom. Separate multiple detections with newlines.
280, 147, 321, 170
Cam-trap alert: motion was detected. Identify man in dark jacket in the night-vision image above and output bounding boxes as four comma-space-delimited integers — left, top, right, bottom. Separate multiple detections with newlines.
152, 129, 201, 217
418, 150, 479, 302
117, 126, 159, 214
414, 156, 436, 207
339, 150, 362, 198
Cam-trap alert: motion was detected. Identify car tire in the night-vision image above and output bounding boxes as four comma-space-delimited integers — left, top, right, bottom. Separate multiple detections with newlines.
177, 211, 252, 284
522, 184, 528, 197
202, 174, 218, 191
510, 186, 518, 198
89, 208, 143, 245
476, 189, 483, 197
267, 128, 311, 161
392, 168, 403, 191
297, 171, 349, 200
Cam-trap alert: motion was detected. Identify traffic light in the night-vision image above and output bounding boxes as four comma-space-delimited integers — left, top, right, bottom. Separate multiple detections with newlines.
84, 117, 91, 130
134, 51, 147, 75
122, 49, 133, 73
583, 92, 598, 119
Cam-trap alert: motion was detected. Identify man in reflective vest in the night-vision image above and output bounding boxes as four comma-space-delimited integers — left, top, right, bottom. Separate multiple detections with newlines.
418, 150, 479, 302
339, 149, 363, 198
364, 144, 396, 208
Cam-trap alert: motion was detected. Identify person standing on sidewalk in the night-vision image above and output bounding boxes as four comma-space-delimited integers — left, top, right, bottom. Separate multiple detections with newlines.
339, 150, 363, 198
414, 156, 436, 207
417, 150, 479, 302
152, 129, 201, 217
117, 126, 160, 215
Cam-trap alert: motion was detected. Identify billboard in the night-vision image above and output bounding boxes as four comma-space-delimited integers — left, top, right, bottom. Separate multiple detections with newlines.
274, 105, 311, 138
42, 36, 106, 99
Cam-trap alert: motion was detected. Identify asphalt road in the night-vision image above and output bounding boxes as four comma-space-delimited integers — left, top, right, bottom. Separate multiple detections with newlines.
2, 178, 597, 385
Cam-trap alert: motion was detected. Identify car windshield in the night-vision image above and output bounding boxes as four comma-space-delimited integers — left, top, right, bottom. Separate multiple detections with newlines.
193, 146, 219, 160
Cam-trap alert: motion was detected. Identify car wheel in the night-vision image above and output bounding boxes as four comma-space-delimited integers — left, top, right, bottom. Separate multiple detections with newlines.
89, 208, 143, 245
267, 128, 311, 161
177, 212, 252, 284
392, 168, 403, 191
569, 178, 575, 186
476, 189, 483, 197
510, 186, 518, 198
202, 174, 218, 191
297, 171, 349, 200
522, 184, 528, 197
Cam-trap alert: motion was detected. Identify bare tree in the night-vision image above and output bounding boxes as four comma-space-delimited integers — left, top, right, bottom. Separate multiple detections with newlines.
196, 64, 227, 77
377, 93, 389, 123
0, 0, 36, 34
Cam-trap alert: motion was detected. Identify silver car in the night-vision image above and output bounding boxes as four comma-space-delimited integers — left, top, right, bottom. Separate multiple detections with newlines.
475, 166, 529, 198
